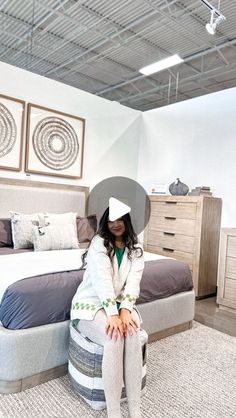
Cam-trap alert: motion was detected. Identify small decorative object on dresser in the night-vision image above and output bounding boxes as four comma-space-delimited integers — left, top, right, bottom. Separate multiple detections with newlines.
169, 178, 189, 195
189, 186, 212, 196
144, 195, 222, 298
150, 184, 168, 195
217, 228, 236, 313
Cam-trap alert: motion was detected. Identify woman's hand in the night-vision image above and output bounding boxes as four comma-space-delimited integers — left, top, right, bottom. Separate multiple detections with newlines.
106, 315, 124, 340
119, 308, 139, 336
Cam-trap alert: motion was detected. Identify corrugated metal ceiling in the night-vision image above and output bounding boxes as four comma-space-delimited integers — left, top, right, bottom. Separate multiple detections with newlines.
0, 0, 236, 110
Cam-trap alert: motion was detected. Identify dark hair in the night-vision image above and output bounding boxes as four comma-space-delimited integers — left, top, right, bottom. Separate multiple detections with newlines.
81, 207, 143, 268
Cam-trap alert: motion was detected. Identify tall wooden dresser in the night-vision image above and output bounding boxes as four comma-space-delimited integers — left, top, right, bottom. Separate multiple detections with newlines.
144, 195, 222, 298
217, 228, 236, 313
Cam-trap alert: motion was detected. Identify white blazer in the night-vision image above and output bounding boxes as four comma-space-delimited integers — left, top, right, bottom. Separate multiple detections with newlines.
71, 235, 144, 320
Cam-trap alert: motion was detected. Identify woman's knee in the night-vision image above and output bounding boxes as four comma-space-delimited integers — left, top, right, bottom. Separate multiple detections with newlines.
125, 310, 141, 343
131, 309, 141, 330
77, 309, 108, 346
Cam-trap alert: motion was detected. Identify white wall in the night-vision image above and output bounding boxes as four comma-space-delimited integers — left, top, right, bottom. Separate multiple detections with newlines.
2, 61, 236, 226
138, 88, 236, 227
0, 61, 141, 189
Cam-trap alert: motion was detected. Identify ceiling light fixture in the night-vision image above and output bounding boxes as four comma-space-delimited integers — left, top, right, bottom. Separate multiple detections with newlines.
202, 0, 226, 35
139, 54, 184, 76
205, 9, 226, 34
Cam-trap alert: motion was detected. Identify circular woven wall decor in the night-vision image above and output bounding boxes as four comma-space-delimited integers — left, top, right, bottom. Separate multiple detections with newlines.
0, 103, 17, 157
32, 117, 79, 170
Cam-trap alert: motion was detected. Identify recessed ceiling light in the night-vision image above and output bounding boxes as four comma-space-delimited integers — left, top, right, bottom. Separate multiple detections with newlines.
139, 54, 184, 76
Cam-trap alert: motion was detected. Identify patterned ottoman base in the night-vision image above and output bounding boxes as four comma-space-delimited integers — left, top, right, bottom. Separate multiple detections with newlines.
68, 324, 148, 410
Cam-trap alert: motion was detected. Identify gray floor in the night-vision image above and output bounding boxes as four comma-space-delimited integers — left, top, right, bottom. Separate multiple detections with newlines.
195, 296, 236, 337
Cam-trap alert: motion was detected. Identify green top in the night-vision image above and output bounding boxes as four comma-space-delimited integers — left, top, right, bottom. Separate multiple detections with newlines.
115, 246, 125, 268
115, 247, 125, 311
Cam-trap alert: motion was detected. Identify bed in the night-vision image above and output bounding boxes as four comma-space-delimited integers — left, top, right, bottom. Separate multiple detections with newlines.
0, 178, 195, 394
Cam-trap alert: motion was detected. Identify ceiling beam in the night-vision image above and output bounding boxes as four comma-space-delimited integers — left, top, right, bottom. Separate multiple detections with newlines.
115, 59, 236, 105
96, 37, 236, 96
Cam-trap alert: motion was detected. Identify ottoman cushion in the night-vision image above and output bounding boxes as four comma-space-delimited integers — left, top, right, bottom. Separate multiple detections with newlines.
68, 324, 148, 410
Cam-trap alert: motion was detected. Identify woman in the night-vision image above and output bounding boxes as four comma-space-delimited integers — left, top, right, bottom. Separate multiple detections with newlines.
71, 207, 144, 418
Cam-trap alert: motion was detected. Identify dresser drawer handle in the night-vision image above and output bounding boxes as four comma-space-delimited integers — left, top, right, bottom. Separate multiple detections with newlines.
164, 232, 175, 236
162, 247, 174, 252
165, 216, 176, 220
165, 201, 177, 204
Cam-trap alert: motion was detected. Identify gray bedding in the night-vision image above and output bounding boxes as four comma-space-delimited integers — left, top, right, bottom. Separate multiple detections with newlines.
137, 258, 193, 303
0, 247, 33, 255
0, 250, 193, 329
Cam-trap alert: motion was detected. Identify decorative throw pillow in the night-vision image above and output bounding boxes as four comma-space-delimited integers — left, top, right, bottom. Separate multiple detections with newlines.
10, 212, 41, 249
76, 215, 97, 248
38, 212, 77, 229
32, 224, 79, 251
0, 219, 13, 247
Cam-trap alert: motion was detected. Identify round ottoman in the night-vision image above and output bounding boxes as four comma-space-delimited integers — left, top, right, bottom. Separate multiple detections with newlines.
68, 324, 148, 410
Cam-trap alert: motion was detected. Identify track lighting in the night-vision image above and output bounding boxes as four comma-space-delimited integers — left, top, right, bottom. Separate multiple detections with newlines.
203, 1, 226, 35
206, 9, 225, 35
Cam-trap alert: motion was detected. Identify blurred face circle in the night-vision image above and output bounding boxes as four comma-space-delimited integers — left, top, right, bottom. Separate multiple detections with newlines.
108, 218, 125, 238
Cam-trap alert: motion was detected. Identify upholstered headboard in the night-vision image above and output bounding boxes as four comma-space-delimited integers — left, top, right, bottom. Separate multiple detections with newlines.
0, 178, 89, 217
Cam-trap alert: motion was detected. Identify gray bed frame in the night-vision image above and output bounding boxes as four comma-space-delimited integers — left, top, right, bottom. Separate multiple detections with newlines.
0, 178, 195, 394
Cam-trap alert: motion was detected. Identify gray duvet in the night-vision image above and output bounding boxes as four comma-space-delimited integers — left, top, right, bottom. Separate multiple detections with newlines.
0, 251, 193, 329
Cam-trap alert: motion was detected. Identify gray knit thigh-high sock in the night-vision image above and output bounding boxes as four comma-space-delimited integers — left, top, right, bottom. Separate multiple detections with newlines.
102, 336, 124, 418
124, 311, 143, 418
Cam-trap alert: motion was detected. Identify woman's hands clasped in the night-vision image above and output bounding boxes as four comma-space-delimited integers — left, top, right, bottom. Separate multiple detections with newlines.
106, 308, 139, 340
119, 308, 139, 337
106, 315, 124, 340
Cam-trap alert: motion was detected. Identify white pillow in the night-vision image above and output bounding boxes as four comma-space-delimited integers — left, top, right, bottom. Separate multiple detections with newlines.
38, 212, 77, 229
10, 212, 42, 249
32, 224, 79, 251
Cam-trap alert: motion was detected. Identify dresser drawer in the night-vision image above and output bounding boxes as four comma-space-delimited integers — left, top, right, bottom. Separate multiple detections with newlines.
227, 236, 236, 258
225, 257, 236, 280
147, 229, 195, 253
150, 201, 197, 219
146, 245, 193, 269
224, 278, 236, 301
149, 215, 196, 236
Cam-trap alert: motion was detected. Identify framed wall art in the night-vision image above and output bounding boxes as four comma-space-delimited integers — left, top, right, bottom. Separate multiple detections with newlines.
25, 103, 85, 179
0, 93, 25, 171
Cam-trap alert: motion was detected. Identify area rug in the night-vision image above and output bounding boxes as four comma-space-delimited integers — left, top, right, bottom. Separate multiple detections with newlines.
0, 321, 235, 418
